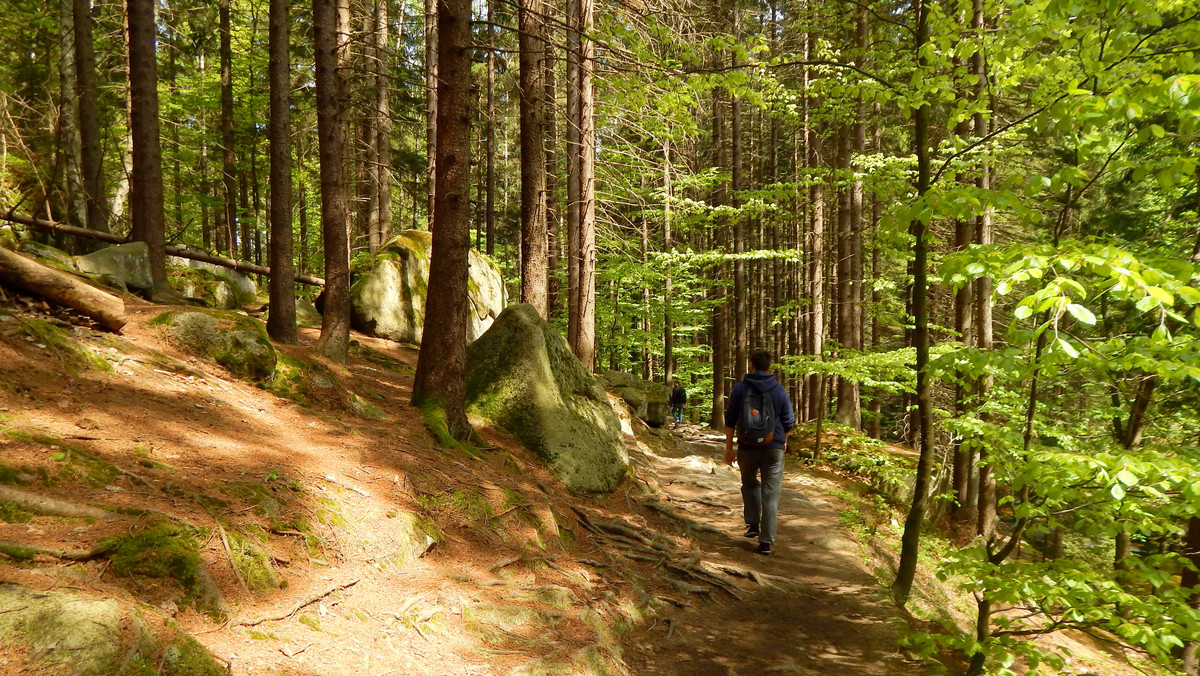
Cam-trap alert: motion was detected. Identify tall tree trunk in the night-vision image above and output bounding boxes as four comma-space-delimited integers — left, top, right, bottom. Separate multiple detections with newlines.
974, 0, 996, 540
74, 0, 107, 233
663, 140, 674, 382
126, 0, 167, 291
220, 0, 238, 258
892, 0, 932, 605
424, 0, 437, 230
566, 0, 582, 350
314, 0, 352, 362
58, 0, 87, 228
412, 0, 473, 441
518, 0, 548, 316
485, 0, 496, 255
371, 0, 393, 252
266, 0, 295, 344
545, 34, 560, 315
568, 0, 596, 370
731, 14, 747, 377
710, 77, 727, 429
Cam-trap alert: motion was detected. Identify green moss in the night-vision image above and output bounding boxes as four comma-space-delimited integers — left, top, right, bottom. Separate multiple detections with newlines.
102, 522, 208, 604
0, 543, 37, 560
148, 312, 175, 327
10, 318, 111, 373
220, 481, 282, 519
316, 496, 348, 529
158, 633, 227, 676
246, 630, 282, 641
297, 614, 321, 632
0, 500, 34, 524
226, 527, 280, 590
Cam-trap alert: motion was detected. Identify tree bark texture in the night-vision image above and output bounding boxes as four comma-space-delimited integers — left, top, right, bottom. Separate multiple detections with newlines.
73, 0, 107, 233
519, 0, 548, 316
314, 0, 352, 362
267, 0, 296, 344
412, 0, 473, 441
126, 0, 167, 291
424, 0, 437, 230
893, 0, 931, 606
220, 0, 238, 258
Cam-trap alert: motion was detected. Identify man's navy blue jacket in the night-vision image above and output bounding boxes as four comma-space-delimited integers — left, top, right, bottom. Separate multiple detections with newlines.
724, 372, 795, 450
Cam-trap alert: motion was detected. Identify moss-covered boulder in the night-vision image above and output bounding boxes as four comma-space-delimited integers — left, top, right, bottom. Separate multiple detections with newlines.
162, 310, 277, 382
166, 265, 242, 309
0, 582, 225, 675
466, 304, 627, 493
598, 371, 671, 428
0, 224, 18, 250
167, 255, 258, 305
74, 241, 154, 292
350, 229, 507, 345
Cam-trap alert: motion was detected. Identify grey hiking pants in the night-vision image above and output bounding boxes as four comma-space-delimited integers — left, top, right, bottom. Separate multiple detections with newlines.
737, 446, 785, 545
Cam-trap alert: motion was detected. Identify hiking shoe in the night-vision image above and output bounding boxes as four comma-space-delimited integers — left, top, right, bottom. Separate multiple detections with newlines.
757, 542, 772, 556
743, 524, 760, 538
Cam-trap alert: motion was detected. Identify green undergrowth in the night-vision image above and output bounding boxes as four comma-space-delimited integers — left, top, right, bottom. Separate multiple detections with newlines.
806, 426, 915, 505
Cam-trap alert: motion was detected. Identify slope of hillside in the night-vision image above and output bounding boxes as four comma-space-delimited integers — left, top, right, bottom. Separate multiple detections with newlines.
0, 288, 930, 676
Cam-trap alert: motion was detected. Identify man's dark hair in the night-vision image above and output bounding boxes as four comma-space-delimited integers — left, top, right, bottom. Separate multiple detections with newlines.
750, 348, 772, 372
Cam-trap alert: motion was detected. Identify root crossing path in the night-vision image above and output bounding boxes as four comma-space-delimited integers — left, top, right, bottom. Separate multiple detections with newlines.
624, 427, 925, 676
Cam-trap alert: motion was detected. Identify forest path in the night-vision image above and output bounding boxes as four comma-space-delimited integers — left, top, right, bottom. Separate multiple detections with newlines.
623, 427, 924, 676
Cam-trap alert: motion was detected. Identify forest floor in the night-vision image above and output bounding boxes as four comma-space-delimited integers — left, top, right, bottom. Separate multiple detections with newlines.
0, 288, 1148, 676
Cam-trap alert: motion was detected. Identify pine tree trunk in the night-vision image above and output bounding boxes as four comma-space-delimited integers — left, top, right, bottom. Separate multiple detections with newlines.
220, 0, 238, 258
893, 0, 932, 605
424, 0, 437, 230
731, 12, 747, 378
314, 0, 353, 362
267, 0, 296, 344
545, 35, 560, 315
576, 0, 596, 371
58, 0, 87, 228
566, 0, 582, 350
485, 0, 496, 255
126, 0, 167, 291
73, 0, 107, 233
663, 141, 674, 382
518, 0, 548, 316
413, 0, 473, 441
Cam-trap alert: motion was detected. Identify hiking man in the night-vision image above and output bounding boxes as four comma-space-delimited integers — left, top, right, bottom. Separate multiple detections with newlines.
724, 348, 795, 555
669, 378, 686, 427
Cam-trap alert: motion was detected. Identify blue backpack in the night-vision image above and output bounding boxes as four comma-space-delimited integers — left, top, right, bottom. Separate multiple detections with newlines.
738, 380, 777, 445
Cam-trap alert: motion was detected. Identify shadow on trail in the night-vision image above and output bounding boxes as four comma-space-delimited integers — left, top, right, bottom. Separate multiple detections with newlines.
623, 430, 924, 676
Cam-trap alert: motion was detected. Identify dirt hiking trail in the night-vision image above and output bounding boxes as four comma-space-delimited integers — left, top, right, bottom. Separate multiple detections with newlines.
0, 292, 926, 676
623, 428, 924, 676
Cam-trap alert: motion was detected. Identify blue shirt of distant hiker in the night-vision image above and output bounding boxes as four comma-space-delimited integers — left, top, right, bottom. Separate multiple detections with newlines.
724, 371, 795, 450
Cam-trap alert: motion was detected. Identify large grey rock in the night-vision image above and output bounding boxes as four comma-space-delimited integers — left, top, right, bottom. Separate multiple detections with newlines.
351, 229, 507, 345
164, 311, 277, 382
74, 241, 153, 291
167, 255, 257, 304
600, 370, 671, 428
0, 582, 225, 675
19, 240, 78, 272
466, 304, 628, 493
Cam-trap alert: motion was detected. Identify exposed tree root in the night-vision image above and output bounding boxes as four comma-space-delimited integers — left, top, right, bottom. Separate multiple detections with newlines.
0, 486, 116, 520
231, 578, 360, 627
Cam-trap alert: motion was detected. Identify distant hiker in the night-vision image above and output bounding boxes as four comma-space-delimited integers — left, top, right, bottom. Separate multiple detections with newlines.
724, 348, 795, 556
669, 378, 686, 427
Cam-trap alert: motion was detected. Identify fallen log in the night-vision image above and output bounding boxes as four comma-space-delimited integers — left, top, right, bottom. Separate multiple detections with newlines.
2, 212, 325, 286
0, 247, 127, 330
